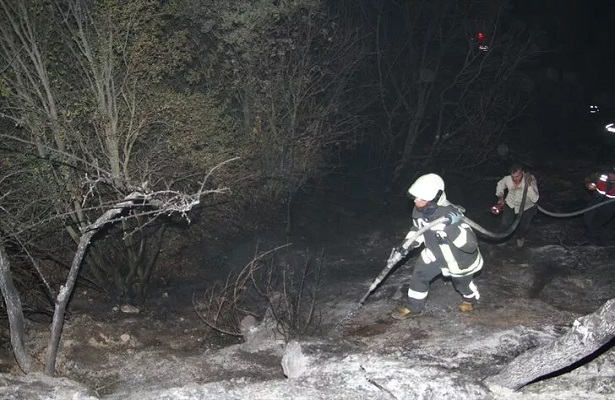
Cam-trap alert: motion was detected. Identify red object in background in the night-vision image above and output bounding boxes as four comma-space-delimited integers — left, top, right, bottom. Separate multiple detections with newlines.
491, 203, 503, 215
477, 32, 485, 40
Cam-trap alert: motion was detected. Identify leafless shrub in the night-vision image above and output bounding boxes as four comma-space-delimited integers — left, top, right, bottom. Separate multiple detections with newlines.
193, 245, 322, 341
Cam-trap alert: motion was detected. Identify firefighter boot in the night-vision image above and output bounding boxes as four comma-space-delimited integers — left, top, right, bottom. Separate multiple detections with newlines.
391, 305, 423, 320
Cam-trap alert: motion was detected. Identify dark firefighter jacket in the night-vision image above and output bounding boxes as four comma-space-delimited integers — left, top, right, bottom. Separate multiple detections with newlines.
402, 203, 483, 277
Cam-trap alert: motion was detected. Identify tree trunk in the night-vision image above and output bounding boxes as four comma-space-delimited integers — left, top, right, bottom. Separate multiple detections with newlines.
44, 229, 96, 376
485, 298, 615, 391
0, 242, 33, 373
44, 193, 144, 376
393, 94, 428, 183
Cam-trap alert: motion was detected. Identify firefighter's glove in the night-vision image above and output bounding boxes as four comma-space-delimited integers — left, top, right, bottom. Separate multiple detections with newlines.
446, 211, 463, 225
394, 246, 409, 258
435, 231, 448, 244
388, 248, 405, 266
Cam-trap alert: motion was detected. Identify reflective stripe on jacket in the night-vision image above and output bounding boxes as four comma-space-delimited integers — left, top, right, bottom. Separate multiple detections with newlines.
595, 174, 615, 198
403, 204, 483, 277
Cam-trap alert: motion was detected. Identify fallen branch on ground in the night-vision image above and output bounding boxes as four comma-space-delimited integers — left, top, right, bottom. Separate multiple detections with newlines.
485, 298, 615, 390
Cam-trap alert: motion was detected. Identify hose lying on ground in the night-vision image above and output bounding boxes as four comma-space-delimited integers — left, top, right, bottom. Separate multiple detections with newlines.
536, 198, 615, 218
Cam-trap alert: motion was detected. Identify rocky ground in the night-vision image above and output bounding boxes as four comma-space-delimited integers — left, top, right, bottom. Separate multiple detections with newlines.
0, 146, 614, 399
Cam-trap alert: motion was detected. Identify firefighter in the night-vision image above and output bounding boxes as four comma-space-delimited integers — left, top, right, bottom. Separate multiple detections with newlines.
391, 173, 483, 320
495, 163, 540, 248
583, 167, 615, 244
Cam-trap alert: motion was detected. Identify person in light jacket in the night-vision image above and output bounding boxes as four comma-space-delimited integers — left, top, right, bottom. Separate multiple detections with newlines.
495, 162, 540, 248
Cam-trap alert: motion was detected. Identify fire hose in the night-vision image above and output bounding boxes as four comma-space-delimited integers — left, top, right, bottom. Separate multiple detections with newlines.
535, 199, 615, 218
357, 209, 525, 308
358, 183, 615, 308
356, 184, 531, 308
358, 216, 450, 306
338, 186, 615, 331
336, 215, 453, 329
467, 184, 615, 238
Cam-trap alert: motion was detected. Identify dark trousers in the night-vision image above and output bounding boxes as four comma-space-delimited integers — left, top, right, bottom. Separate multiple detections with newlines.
406, 257, 478, 312
583, 194, 615, 239
500, 204, 537, 240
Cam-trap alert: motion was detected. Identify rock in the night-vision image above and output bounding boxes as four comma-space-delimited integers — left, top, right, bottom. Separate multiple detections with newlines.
239, 315, 258, 336
281, 340, 309, 379
120, 304, 140, 314
239, 314, 283, 351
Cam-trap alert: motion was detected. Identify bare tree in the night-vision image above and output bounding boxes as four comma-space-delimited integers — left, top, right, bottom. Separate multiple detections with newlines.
0, 151, 236, 376
0, 242, 32, 373
0, 0, 232, 301
186, 0, 372, 232
358, 0, 541, 181
419, 9, 539, 175
44, 176, 231, 375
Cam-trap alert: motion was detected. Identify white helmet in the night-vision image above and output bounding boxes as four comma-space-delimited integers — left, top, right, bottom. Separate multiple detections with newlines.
408, 173, 445, 203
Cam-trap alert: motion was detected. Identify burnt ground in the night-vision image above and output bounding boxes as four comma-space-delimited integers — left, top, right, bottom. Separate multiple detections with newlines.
0, 143, 614, 399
